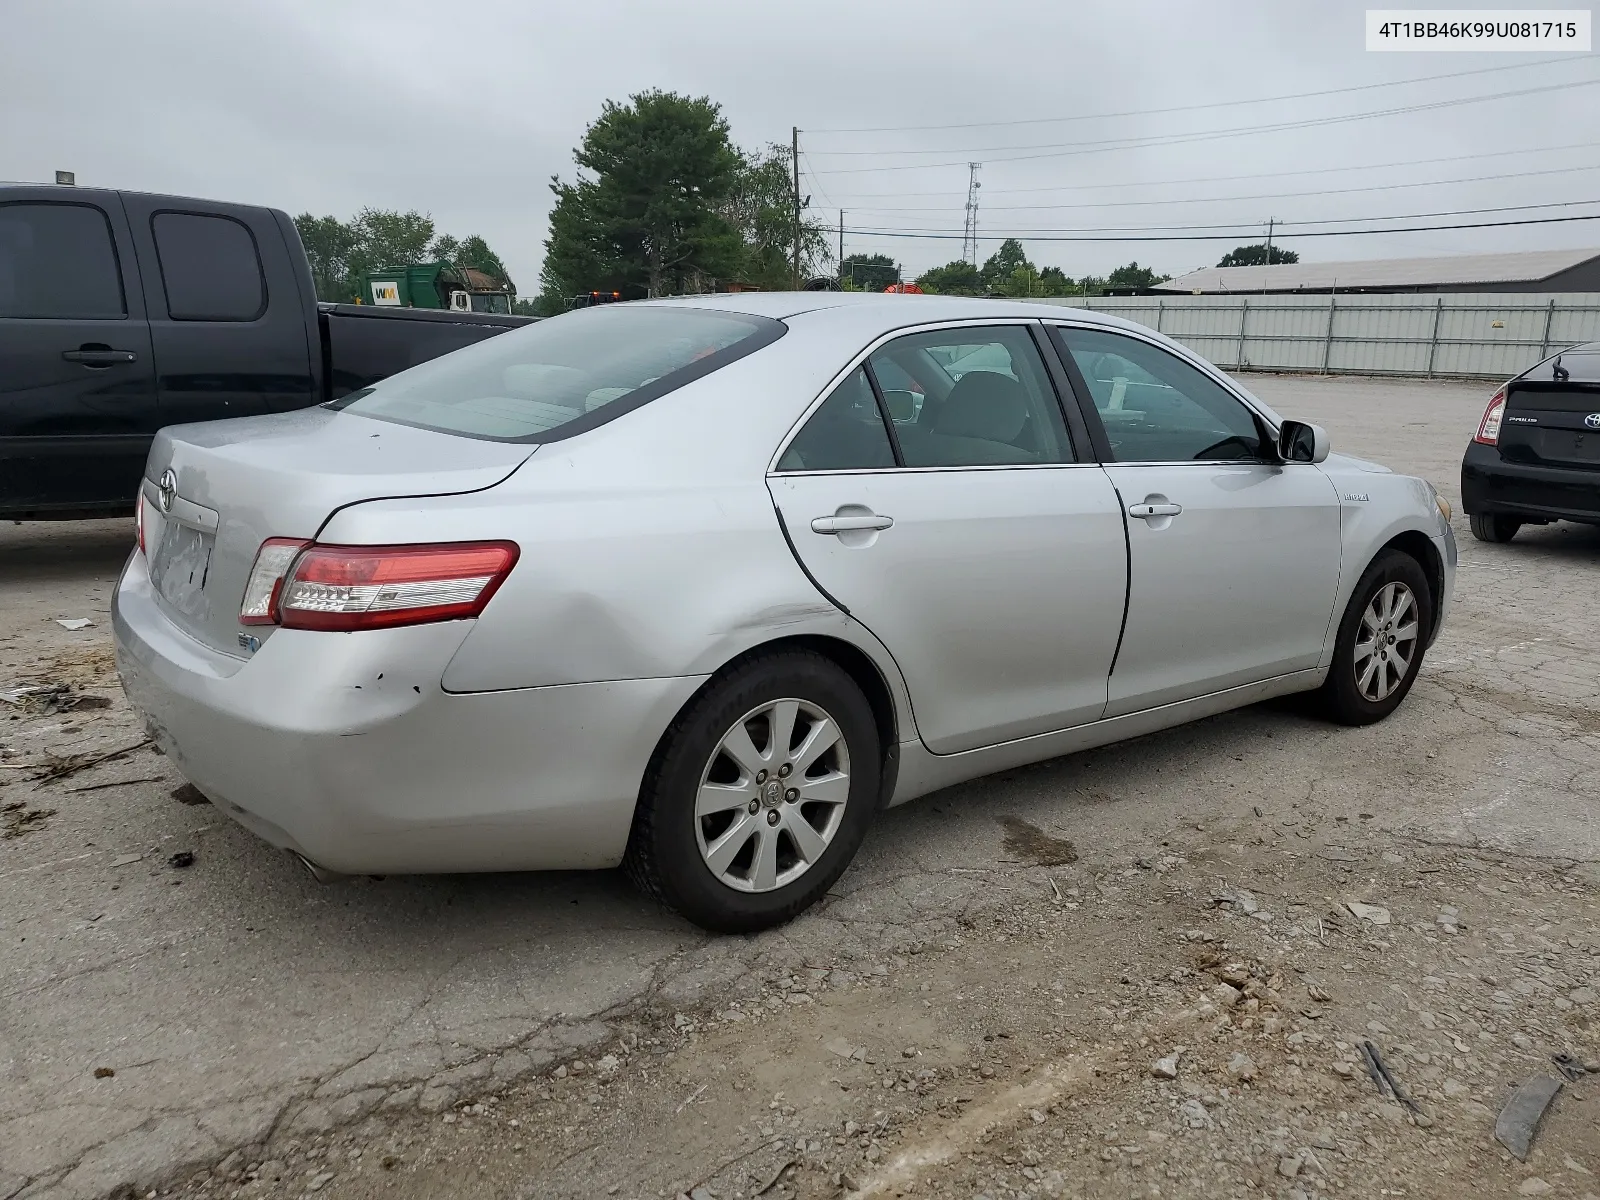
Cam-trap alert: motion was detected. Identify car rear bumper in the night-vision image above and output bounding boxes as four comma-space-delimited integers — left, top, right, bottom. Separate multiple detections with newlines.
112, 551, 706, 875
1461, 440, 1600, 525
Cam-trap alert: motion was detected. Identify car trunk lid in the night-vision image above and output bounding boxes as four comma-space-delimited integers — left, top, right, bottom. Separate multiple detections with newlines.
1501, 377, 1600, 470
140, 407, 535, 658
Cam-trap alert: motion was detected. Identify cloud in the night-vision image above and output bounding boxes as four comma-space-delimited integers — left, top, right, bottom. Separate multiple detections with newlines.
5, 0, 1595, 286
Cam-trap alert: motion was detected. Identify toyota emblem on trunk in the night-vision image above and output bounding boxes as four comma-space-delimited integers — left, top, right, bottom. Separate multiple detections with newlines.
157, 468, 177, 514
1585, 413, 1600, 430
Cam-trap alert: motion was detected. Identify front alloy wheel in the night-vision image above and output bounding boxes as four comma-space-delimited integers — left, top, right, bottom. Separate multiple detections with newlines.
1314, 548, 1433, 726
1352, 582, 1420, 703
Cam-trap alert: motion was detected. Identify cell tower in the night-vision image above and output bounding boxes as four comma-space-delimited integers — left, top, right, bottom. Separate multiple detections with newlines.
961, 162, 981, 267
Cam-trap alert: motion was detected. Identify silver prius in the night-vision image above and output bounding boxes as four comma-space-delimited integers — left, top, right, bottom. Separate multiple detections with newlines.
114, 294, 1455, 932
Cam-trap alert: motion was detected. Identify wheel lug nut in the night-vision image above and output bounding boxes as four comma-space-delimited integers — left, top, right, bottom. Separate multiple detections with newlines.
785, 788, 799, 802
748, 800, 759, 814
766, 810, 780, 826
756, 770, 767, 784
778, 764, 791, 777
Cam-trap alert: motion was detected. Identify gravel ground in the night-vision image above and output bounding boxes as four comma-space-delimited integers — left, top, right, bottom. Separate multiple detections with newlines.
2, 372, 1597, 1200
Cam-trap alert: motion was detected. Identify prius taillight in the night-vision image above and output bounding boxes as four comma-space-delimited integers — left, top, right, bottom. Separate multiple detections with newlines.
239, 540, 519, 632
1474, 388, 1507, 446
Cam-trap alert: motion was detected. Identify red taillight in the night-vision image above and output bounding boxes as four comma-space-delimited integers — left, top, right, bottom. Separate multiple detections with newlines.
267, 541, 520, 631
1474, 388, 1507, 445
135, 491, 147, 556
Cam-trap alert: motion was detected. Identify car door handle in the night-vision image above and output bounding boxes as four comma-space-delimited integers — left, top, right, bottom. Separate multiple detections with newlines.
1128, 502, 1183, 519
811, 513, 894, 534
62, 348, 138, 366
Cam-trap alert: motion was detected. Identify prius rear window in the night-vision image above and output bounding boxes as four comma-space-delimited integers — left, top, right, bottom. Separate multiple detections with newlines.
331, 305, 783, 443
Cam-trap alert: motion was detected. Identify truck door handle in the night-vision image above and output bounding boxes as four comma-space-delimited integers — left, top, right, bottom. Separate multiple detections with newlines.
811, 512, 894, 534
63, 348, 138, 367
1128, 501, 1183, 519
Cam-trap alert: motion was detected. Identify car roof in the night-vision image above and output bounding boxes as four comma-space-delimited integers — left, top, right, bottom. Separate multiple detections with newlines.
640, 290, 1139, 330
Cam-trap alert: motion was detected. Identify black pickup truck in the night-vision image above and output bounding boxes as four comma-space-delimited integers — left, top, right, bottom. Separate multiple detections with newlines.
0, 185, 532, 519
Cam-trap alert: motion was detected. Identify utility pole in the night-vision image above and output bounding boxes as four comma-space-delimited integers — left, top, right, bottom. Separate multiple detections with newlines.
791, 127, 802, 288
962, 163, 982, 267
838, 210, 845, 287
1264, 216, 1277, 267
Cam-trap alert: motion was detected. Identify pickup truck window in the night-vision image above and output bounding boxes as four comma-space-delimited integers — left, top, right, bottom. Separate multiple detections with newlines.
331, 305, 783, 443
0, 202, 125, 319
152, 212, 266, 321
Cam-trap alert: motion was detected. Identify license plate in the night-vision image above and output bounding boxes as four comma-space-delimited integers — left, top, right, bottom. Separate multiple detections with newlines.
151, 520, 215, 617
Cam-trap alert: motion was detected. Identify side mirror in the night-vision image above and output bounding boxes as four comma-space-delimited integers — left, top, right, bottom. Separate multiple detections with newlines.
1278, 419, 1330, 464
880, 389, 918, 422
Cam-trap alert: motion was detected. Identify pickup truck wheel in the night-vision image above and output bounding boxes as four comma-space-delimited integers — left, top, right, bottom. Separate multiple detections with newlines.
1314, 549, 1433, 727
624, 650, 880, 934
1469, 512, 1521, 542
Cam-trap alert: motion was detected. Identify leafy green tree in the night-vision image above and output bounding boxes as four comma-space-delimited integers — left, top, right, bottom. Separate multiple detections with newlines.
1036, 266, 1073, 296
916, 260, 983, 295
541, 90, 745, 301
1217, 243, 1298, 267
841, 253, 900, 292
292, 211, 512, 303
720, 143, 830, 291
1077, 275, 1108, 297
1106, 261, 1169, 291
294, 214, 360, 303
350, 208, 436, 273
980, 238, 1032, 290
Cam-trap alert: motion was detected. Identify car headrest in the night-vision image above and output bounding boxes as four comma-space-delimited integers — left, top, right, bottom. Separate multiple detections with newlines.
502, 363, 586, 409
932, 371, 1029, 443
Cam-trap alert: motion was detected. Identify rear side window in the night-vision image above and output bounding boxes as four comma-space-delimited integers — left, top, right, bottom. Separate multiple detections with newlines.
0, 203, 125, 319
331, 305, 784, 442
152, 212, 266, 321
870, 325, 1076, 467
776, 367, 896, 471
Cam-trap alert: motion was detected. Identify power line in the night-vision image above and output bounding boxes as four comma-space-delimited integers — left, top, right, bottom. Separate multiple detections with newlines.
841, 199, 1600, 238
804, 56, 1581, 134
842, 212, 1600, 243
834, 162, 1600, 217
796, 148, 836, 210
808, 78, 1600, 173
812, 140, 1600, 201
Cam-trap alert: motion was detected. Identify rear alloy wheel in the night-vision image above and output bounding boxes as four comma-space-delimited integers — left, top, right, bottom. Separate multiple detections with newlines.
1469, 512, 1522, 543
625, 651, 881, 933
1315, 549, 1433, 726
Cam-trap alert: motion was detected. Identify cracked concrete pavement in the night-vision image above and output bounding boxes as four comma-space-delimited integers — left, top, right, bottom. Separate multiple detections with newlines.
1, 373, 1595, 1198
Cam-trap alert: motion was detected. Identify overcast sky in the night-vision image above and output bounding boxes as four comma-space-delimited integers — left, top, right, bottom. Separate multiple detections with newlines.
5, 0, 1598, 289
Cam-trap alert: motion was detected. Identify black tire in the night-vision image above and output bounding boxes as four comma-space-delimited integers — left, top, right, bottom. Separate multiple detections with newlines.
623, 650, 881, 934
1314, 548, 1433, 727
1469, 512, 1521, 543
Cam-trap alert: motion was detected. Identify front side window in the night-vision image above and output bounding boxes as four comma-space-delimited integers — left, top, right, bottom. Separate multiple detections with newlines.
1054, 326, 1267, 462
0, 203, 125, 319
868, 326, 1074, 467
333, 304, 781, 442
152, 213, 266, 321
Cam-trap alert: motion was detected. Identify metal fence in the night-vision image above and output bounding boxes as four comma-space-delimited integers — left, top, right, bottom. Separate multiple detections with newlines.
1025, 292, 1600, 380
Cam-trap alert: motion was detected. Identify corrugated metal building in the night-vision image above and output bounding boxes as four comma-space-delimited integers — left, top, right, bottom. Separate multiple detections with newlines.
1157, 248, 1600, 295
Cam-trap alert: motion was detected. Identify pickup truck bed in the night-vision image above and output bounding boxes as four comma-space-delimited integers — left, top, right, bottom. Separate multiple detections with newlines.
0, 185, 531, 519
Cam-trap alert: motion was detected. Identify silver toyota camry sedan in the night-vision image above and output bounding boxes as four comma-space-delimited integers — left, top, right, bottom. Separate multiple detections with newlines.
114, 294, 1456, 932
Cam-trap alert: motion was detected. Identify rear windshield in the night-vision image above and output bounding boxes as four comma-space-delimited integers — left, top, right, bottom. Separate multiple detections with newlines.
1509, 349, 1600, 410
331, 305, 783, 442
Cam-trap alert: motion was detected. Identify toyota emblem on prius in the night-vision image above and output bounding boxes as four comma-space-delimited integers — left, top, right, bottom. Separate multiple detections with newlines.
1585, 413, 1600, 430
157, 468, 177, 514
